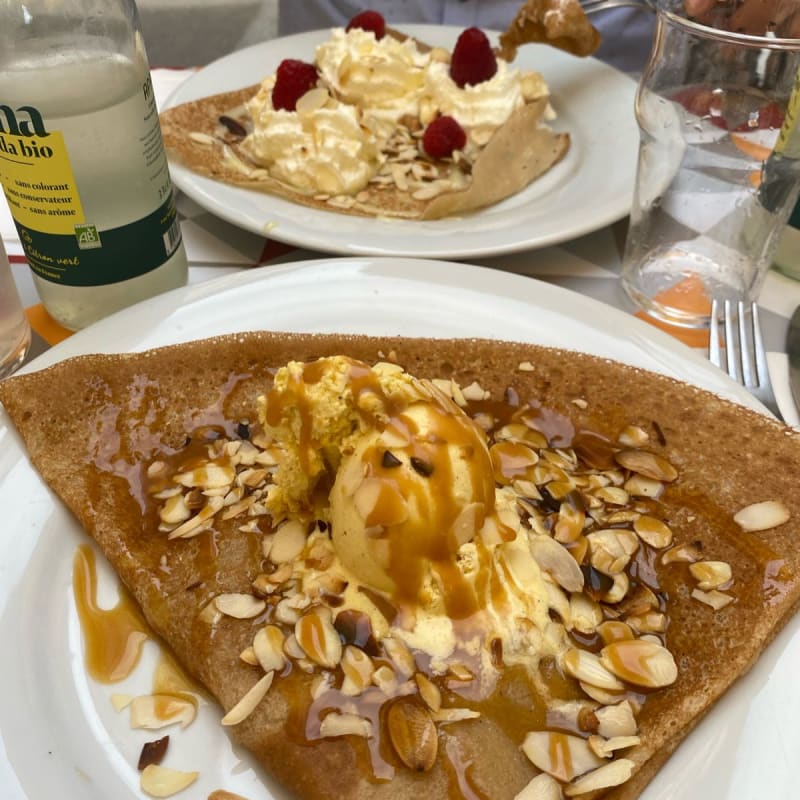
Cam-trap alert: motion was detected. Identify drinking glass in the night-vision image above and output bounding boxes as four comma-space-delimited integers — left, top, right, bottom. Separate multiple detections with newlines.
621, 0, 800, 328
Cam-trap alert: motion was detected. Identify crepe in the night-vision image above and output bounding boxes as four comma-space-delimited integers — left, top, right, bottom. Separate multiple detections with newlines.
157, 13, 586, 221
2, 332, 799, 800
160, 92, 569, 221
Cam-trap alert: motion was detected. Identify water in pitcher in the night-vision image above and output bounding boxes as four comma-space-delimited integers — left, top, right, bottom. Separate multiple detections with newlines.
623, 83, 800, 326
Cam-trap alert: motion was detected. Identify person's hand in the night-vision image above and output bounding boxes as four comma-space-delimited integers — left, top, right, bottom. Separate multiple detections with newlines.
684, 0, 800, 38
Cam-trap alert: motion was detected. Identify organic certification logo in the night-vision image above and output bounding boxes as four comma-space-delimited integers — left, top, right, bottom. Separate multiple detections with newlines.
75, 223, 102, 250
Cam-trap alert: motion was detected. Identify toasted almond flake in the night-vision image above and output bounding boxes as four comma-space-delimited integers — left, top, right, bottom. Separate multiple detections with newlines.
563, 649, 625, 691
517, 361, 535, 372
602, 571, 630, 604
174, 463, 235, 489
569, 593, 603, 635
691, 588, 734, 610
623, 475, 664, 499
253, 625, 286, 673
189, 131, 216, 145
522, 731, 604, 782
320, 712, 372, 739
415, 673, 442, 712
295, 606, 342, 668
596, 621, 635, 645
564, 758, 635, 796
221, 671, 274, 726
513, 772, 562, 800
587, 529, 639, 576
111, 693, 134, 712
270, 519, 307, 563
689, 560, 732, 590
615, 450, 677, 482
130, 695, 196, 730
618, 425, 649, 447
140, 765, 198, 798
383, 636, 417, 677
431, 707, 481, 722
600, 640, 677, 688
340, 645, 375, 696
530, 535, 584, 592
588, 734, 641, 758
571, 398, 588, 410
239, 646, 258, 666
595, 701, 638, 738
168, 495, 224, 539
633, 515, 673, 548
215, 593, 266, 619
733, 500, 790, 532
160, 493, 191, 525
660, 542, 702, 565
579, 681, 628, 706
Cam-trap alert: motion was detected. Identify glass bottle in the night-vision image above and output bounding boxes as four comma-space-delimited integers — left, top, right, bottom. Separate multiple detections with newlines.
0, 0, 188, 331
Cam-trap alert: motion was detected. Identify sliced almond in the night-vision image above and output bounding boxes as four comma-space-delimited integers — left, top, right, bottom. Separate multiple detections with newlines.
111, 693, 134, 712
415, 673, 442, 712
530, 535, 584, 592
691, 588, 734, 610
588, 734, 641, 758
253, 625, 286, 673
513, 772, 562, 800
319, 711, 372, 738
522, 731, 604, 782
633, 515, 673, 549
660, 542, 702, 565
689, 560, 732, 590
562, 649, 625, 691
733, 500, 790, 532
140, 765, 198, 798
564, 758, 635, 796
587, 529, 639, 576
623, 475, 664, 499
595, 701, 638, 738
615, 450, 677, 482
295, 606, 343, 668
387, 698, 438, 772
340, 645, 375, 696
383, 635, 417, 677
221, 671, 274, 726
270, 520, 307, 564
167, 495, 224, 539
215, 593, 266, 620
569, 593, 603, 635
129, 695, 196, 730
431, 707, 481, 723
600, 640, 677, 689
174, 463, 234, 489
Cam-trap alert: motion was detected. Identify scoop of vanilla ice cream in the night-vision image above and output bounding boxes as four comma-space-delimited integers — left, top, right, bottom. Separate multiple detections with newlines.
243, 82, 381, 195
424, 59, 552, 149
315, 28, 431, 137
329, 395, 495, 614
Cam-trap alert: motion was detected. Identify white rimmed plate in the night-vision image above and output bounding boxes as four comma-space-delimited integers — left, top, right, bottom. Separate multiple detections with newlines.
164, 27, 638, 258
1, 258, 795, 800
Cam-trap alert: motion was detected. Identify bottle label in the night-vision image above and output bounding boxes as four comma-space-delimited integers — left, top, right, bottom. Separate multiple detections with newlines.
0, 74, 183, 286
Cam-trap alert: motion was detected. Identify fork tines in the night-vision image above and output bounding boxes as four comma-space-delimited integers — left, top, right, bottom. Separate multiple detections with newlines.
708, 299, 783, 420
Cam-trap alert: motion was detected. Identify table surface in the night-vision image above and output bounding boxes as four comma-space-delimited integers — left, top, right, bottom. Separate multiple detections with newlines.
3, 68, 800, 425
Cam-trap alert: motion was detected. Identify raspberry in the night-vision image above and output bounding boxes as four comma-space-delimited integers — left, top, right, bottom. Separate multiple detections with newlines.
450, 27, 497, 88
271, 59, 319, 112
422, 116, 467, 159
346, 10, 386, 39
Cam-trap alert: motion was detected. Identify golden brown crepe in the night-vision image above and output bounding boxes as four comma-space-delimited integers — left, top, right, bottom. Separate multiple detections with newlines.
160, 93, 569, 221
1, 333, 799, 800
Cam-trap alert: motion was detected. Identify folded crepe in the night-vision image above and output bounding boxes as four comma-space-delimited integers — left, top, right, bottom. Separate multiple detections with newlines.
1, 332, 798, 800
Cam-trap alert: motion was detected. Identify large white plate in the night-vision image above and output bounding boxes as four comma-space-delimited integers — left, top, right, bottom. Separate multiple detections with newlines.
1, 259, 795, 800
164, 27, 638, 258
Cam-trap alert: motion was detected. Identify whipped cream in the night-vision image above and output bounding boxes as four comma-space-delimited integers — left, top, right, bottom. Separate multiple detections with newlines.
315, 28, 431, 137
243, 81, 382, 195
425, 59, 551, 148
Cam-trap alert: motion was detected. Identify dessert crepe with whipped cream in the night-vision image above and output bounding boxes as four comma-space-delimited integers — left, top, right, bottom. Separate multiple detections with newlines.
159, 13, 590, 220
2, 332, 800, 800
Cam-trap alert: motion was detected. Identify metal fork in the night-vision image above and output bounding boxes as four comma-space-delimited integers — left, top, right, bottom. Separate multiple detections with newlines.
708, 299, 784, 420
579, 0, 655, 15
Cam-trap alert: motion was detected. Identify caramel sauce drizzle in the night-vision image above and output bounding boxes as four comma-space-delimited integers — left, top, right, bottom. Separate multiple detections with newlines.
72, 545, 150, 683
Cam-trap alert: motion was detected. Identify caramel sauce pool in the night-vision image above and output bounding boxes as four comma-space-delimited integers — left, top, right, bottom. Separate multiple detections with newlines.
72, 545, 150, 683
